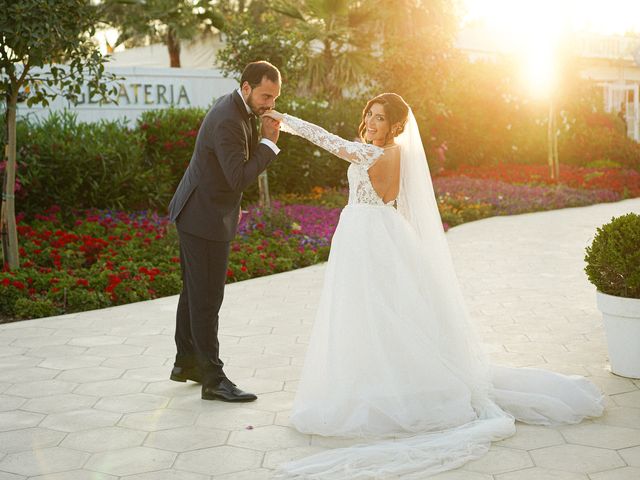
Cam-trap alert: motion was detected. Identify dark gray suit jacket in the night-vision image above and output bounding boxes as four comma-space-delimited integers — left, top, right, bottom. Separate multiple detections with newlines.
168, 90, 277, 241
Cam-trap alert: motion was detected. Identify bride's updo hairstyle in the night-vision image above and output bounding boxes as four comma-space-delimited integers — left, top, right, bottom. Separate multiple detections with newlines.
358, 93, 410, 145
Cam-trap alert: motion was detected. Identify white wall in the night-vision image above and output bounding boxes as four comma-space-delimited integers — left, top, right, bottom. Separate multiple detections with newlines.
17, 66, 238, 124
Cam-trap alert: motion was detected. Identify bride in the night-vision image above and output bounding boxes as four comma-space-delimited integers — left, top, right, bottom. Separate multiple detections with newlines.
263, 93, 604, 479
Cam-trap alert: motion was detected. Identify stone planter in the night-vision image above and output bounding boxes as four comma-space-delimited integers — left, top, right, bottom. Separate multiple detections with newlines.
596, 291, 640, 379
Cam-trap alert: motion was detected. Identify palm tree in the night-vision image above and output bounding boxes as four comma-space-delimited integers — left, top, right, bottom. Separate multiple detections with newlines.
273, 0, 376, 99
102, 0, 224, 68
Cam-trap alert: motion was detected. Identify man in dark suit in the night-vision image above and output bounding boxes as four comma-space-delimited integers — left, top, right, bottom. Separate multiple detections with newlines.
168, 61, 282, 402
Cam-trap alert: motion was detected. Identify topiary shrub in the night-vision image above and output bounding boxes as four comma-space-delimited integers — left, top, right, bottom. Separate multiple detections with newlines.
584, 213, 640, 299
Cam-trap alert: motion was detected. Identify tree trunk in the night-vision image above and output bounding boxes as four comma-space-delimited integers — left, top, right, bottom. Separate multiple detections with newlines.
167, 28, 181, 68
547, 99, 557, 181
258, 170, 271, 210
1, 91, 20, 270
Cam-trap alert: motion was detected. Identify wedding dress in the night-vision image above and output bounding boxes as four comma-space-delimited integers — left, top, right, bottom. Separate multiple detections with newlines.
273, 111, 604, 479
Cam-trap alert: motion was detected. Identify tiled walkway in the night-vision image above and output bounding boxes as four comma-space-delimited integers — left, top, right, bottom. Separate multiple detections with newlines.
1, 198, 639, 480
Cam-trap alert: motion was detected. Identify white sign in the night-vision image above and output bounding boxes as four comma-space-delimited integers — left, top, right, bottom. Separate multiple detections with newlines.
17, 66, 238, 123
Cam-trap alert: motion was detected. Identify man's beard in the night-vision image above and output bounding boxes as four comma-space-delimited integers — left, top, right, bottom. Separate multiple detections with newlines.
247, 91, 269, 116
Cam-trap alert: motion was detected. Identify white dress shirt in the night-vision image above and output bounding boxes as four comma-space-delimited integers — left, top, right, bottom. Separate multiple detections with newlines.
236, 88, 280, 155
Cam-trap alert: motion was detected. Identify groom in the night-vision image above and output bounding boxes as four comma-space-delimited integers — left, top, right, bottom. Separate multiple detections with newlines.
168, 61, 282, 401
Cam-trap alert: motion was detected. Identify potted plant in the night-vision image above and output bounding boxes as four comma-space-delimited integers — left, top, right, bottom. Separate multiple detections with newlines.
584, 212, 640, 378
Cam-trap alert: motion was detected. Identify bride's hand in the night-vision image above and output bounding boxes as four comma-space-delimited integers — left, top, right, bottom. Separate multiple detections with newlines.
262, 110, 284, 122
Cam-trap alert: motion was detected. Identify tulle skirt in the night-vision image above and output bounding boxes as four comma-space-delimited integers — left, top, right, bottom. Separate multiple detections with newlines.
276, 204, 604, 479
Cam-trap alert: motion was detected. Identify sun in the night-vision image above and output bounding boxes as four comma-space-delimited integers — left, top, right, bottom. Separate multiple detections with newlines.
461, 0, 640, 98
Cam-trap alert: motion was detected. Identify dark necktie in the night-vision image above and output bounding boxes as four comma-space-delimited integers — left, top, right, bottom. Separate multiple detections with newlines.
248, 114, 258, 154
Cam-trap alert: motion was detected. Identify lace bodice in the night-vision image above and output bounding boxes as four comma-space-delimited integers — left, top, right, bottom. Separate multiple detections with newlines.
281, 114, 390, 206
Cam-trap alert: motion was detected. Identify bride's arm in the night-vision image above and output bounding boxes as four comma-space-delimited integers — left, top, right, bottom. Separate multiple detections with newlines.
263, 111, 384, 167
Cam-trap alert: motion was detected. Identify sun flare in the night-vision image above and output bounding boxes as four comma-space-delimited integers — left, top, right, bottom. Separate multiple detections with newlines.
462, 0, 640, 98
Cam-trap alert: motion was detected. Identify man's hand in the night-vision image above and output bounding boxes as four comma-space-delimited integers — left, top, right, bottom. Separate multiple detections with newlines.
261, 114, 281, 144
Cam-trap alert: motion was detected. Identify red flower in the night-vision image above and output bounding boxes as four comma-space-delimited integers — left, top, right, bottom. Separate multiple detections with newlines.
1, 278, 10, 287
12, 280, 26, 290
76, 278, 89, 287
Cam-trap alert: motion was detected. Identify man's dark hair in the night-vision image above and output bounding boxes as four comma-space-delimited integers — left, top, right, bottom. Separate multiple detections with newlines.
240, 61, 281, 88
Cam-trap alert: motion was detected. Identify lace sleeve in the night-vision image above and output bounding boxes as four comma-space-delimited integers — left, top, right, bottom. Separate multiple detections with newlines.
281, 113, 384, 167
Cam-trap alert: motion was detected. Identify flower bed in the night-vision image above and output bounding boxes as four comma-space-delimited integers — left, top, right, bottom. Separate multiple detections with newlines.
434, 177, 620, 222
1, 204, 337, 321
437, 164, 640, 197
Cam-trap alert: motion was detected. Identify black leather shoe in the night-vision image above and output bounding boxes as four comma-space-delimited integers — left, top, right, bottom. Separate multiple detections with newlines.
170, 366, 202, 383
202, 378, 257, 402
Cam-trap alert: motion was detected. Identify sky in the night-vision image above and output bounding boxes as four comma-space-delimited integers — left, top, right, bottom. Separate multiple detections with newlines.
461, 0, 640, 36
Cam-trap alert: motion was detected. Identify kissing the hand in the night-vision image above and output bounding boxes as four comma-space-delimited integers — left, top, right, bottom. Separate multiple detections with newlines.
262, 110, 284, 122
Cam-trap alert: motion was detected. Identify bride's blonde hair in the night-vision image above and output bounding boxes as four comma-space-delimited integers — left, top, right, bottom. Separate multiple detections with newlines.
358, 93, 410, 144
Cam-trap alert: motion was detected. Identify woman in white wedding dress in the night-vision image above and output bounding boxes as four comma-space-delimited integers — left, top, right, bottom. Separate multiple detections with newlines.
263, 93, 604, 479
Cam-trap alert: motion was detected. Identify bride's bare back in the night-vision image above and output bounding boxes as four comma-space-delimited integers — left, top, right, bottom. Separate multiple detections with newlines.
367, 145, 401, 204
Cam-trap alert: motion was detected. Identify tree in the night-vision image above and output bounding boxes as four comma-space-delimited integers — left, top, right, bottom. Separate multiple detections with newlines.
103, 0, 225, 68
372, 0, 459, 122
0, 0, 117, 270
217, 4, 307, 208
273, 0, 377, 99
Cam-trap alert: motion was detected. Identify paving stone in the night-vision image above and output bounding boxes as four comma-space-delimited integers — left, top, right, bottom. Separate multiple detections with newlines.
212, 468, 274, 480
61, 426, 147, 452
26, 345, 88, 358
611, 390, 640, 408
102, 355, 166, 369
0, 472, 25, 480
83, 344, 145, 358
56, 366, 124, 383
463, 446, 533, 474
0, 367, 58, 383
589, 467, 640, 480
619, 445, 640, 467
22, 393, 97, 414
592, 406, 640, 429
0, 447, 89, 476
588, 375, 639, 395
495, 467, 587, 480
119, 409, 197, 431
428, 471, 495, 480
0, 411, 44, 432
74, 379, 145, 397
94, 393, 169, 413
0, 396, 26, 412
196, 406, 274, 430
121, 366, 169, 382
0, 355, 41, 369
228, 424, 309, 451
495, 424, 565, 450
174, 445, 263, 476
560, 423, 640, 449
6, 380, 78, 398
37, 355, 105, 370
30, 471, 116, 480
85, 446, 176, 476
262, 446, 328, 469
40, 409, 121, 432
530, 444, 625, 473
0, 428, 65, 454
144, 425, 228, 452
123, 470, 208, 480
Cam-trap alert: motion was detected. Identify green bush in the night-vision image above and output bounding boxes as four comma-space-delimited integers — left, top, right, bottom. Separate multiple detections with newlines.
15, 111, 161, 216
14, 298, 59, 320
137, 106, 207, 202
584, 213, 640, 298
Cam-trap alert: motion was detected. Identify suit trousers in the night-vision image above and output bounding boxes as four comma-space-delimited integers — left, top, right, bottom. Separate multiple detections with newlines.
174, 229, 230, 386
